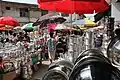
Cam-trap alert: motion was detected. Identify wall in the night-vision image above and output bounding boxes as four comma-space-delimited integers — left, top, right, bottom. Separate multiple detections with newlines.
0, 4, 2, 17
111, 0, 120, 22
29, 9, 42, 22
2, 6, 20, 17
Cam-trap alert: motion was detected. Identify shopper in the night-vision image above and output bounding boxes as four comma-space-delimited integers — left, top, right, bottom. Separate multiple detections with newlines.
56, 38, 64, 58
47, 32, 56, 63
12, 33, 18, 44
94, 34, 103, 48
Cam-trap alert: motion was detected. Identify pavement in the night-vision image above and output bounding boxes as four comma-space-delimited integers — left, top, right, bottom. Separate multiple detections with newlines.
31, 60, 50, 80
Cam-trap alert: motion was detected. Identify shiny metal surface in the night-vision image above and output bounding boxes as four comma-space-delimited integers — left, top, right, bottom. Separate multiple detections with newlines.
70, 49, 120, 80
107, 37, 120, 67
71, 63, 119, 80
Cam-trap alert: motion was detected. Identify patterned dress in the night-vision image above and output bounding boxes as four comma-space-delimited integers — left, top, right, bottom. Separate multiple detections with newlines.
47, 38, 56, 52
47, 37, 56, 60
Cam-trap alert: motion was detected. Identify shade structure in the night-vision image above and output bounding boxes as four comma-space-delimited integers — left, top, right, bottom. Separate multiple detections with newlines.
89, 25, 104, 30
0, 24, 5, 28
72, 19, 97, 27
0, 16, 20, 27
0, 27, 11, 31
77, 25, 88, 30
38, 0, 109, 14
47, 24, 57, 33
13, 26, 21, 30
22, 23, 38, 32
33, 16, 66, 28
55, 24, 68, 30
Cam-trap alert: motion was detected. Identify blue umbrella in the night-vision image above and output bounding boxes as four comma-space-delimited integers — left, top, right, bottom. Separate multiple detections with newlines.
72, 19, 97, 27
72, 19, 85, 25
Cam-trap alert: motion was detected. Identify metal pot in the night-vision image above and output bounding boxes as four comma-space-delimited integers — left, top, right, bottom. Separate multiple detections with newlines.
107, 36, 120, 68
69, 49, 120, 80
42, 60, 74, 80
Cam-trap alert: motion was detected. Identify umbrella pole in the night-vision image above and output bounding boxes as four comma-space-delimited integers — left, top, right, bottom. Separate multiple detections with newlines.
70, 14, 75, 63
72, 12, 77, 63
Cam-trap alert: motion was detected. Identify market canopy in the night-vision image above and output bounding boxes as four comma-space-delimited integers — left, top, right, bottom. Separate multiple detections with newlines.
38, 0, 109, 14
0, 16, 20, 27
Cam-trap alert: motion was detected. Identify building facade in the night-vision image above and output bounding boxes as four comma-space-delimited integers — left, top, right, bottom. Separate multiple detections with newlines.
0, 1, 48, 26
111, 0, 120, 22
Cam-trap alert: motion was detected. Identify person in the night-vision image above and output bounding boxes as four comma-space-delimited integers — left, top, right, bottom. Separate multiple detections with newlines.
4, 38, 12, 48
47, 32, 56, 63
12, 33, 18, 44
94, 34, 103, 49
56, 38, 64, 58
24, 33, 30, 43
0, 37, 4, 48
17, 32, 24, 42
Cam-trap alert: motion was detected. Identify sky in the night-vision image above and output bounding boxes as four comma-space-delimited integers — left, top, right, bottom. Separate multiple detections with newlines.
3, 0, 37, 4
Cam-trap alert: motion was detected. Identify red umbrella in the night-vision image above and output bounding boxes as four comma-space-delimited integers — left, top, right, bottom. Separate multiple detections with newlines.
47, 24, 57, 33
0, 24, 5, 28
38, 0, 109, 14
0, 16, 20, 27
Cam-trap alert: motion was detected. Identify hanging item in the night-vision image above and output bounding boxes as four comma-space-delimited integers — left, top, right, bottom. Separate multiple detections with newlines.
38, 0, 109, 14
0, 16, 20, 27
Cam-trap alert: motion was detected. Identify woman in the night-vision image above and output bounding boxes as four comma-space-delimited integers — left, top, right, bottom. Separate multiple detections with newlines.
47, 32, 57, 63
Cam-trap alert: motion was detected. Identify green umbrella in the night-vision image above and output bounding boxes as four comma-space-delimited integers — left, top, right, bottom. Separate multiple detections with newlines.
33, 26, 39, 31
22, 23, 38, 32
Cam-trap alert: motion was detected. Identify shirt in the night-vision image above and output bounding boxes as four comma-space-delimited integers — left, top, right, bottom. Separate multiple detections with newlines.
47, 38, 56, 52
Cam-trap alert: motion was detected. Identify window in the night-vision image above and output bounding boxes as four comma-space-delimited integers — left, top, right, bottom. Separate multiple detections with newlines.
20, 8, 29, 17
6, 7, 11, 10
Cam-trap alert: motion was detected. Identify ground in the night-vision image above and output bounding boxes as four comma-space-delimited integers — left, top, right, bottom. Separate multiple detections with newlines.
31, 60, 50, 80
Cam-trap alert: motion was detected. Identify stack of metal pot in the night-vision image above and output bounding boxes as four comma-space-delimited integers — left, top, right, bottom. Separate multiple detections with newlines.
69, 49, 120, 80
107, 27, 120, 69
42, 60, 74, 80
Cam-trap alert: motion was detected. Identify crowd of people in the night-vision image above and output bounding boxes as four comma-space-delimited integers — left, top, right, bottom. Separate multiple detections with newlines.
0, 31, 30, 48
0, 30, 68, 64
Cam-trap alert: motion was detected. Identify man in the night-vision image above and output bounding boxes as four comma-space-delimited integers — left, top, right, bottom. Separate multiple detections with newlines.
47, 32, 56, 63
